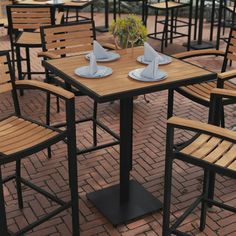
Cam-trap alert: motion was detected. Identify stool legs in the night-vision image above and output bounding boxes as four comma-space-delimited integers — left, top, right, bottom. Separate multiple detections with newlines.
0, 167, 9, 236
16, 160, 23, 209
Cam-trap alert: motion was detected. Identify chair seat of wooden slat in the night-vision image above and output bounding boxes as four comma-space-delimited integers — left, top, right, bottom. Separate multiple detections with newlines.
0, 116, 59, 155
149, 1, 188, 9
177, 80, 236, 102
179, 134, 236, 171
15, 32, 42, 47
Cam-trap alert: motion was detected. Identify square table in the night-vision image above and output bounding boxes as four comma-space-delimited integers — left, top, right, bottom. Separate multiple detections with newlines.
43, 47, 216, 226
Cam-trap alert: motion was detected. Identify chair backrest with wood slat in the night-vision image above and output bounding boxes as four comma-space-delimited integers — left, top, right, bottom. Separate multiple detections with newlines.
40, 21, 96, 57
7, 5, 55, 32
222, 28, 236, 72
0, 51, 13, 94
0, 51, 20, 115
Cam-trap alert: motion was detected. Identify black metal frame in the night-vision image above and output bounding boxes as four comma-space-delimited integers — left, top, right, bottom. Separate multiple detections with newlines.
162, 91, 236, 236
147, 0, 193, 52
6, 5, 56, 81
0, 50, 79, 236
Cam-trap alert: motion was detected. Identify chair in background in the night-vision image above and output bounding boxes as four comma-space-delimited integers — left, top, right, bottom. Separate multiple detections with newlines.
169, 27, 236, 127
163, 88, 236, 235
39, 20, 99, 148
147, 0, 193, 52
117, 0, 148, 25
0, 50, 79, 235
7, 5, 55, 81
0, 0, 11, 28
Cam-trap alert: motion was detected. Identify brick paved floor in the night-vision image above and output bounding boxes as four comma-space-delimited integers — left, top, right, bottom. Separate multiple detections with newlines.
0, 12, 236, 236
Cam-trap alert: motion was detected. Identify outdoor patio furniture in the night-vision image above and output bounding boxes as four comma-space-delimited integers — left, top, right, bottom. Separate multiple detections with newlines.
0, 0, 11, 28
147, 0, 193, 52
7, 5, 55, 81
162, 88, 236, 236
0, 50, 79, 235
42, 46, 216, 226
39, 20, 117, 155
170, 27, 236, 127
117, 0, 148, 25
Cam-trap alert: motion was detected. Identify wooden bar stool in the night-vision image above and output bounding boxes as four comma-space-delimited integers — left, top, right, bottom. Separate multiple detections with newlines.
0, 50, 79, 236
7, 5, 55, 82
147, 0, 193, 52
163, 88, 236, 236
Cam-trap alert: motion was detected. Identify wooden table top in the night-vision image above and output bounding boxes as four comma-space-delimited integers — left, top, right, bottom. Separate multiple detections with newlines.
43, 47, 216, 103
15, 0, 92, 7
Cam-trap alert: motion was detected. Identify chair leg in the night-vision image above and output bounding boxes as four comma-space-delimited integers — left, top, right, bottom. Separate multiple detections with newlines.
220, 105, 225, 128
167, 89, 174, 119
162, 155, 173, 236
56, 97, 60, 113
16, 46, 24, 96
46, 92, 52, 159
207, 171, 215, 208
93, 101, 98, 147
25, 47, 31, 80
165, 11, 169, 48
16, 160, 23, 209
154, 10, 158, 38
170, 9, 174, 44
0, 167, 9, 236
199, 169, 210, 231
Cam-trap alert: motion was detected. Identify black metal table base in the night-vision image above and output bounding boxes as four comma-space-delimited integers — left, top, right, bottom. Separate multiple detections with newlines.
95, 26, 109, 33
87, 180, 162, 226
189, 41, 215, 50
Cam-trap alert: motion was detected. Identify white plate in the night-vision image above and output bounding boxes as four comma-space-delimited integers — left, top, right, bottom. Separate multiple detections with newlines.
85, 52, 120, 62
137, 55, 172, 65
75, 66, 112, 78
129, 68, 167, 82
46, 0, 64, 4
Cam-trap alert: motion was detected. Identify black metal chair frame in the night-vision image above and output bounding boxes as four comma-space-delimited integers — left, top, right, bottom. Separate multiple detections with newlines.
0, 50, 79, 236
40, 21, 120, 156
169, 27, 236, 127
162, 89, 236, 236
7, 5, 56, 81
147, 0, 193, 52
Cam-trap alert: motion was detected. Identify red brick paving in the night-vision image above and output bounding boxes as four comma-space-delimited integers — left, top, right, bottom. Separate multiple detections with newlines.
0, 13, 236, 235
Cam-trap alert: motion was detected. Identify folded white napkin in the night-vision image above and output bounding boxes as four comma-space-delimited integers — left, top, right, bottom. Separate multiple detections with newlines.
144, 42, 161, 62
93, 40, 108, 59
89, 53, 98, 75
141, 56, 159, 79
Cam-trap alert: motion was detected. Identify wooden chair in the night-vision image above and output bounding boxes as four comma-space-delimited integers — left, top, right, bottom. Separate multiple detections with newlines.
162, 88, 236, 235
147, 0, 193, 52
39, 20, 98, 147
7, 5, 55, 81
0, 0, 11, 28
0, 50, 79, 235
169, 27, 236, 127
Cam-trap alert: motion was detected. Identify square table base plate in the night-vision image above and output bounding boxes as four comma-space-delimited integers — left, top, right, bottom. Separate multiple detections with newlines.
189, 41, 215, 50
87, 180, 162, 226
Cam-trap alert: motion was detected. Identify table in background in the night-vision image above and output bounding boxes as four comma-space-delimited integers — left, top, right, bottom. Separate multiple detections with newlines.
43, 47, 216, 225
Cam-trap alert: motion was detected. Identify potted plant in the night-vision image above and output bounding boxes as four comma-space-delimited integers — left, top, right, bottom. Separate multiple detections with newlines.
109, 14, 147, 49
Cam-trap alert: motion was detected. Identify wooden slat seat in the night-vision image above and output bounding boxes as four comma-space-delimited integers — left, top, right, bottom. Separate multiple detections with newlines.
0, 116, 59, 155
180, 134, 236, 171
15, 32, 41, 46
149, 1, 187, 9
178, 80, 236, 102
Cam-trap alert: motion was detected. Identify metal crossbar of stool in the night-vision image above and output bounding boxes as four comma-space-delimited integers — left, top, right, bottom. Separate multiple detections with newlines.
0, 50, 79, 236
147, 0, 193, 52
39, 21, 120, 157
162, 88, 236, 236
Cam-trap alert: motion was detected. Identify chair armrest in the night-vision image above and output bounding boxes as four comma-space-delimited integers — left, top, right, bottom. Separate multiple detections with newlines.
211, 88, 236, 99
38, 51, 60, 59
167, 116, 236, 142
172, 49, 225, 59
217, 69, 236, 80
15, 80, 74, 100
